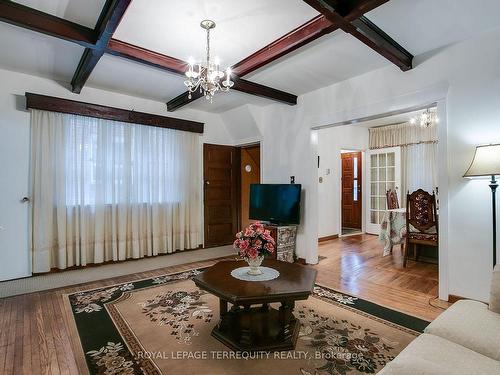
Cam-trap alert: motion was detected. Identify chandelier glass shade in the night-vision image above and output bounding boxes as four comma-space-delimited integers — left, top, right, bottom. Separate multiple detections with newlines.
184, 20, 234, 102
410, 107, 439, 128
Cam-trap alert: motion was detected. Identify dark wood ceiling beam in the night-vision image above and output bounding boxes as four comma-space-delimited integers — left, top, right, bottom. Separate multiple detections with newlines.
71, 0, 132, 93
26, 92, 204, 133
231, 15, 336, 77
232, 77, 297, 105
331, 0, 389, 21
167, 91, 204, 112
71, 49, 105, 94
106, 39, 187, 75
349, 16, 413, 71
302, 0, 413, 71
0, 0, 96, 48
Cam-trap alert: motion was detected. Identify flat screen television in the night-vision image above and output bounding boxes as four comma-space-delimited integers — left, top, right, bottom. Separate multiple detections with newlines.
249, 184, 301, 225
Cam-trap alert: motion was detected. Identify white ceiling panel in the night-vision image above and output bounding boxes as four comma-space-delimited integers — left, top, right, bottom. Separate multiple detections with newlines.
190, 89, 272, 113
0, 22, 84, 83
366, 0, 500, 56
87, 54, 186, 102
114, 0, 319, 66
13, 0, 107, 28
246, 31, 389, 95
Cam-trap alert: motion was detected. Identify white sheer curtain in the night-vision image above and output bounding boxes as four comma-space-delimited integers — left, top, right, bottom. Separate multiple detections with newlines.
31, 109, 202, 273
401, 142, 438, 202
369, 121, 438, 206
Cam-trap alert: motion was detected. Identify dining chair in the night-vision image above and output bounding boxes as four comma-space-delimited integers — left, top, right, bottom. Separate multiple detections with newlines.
404, 189, 438, 267
386, 189, 400, 210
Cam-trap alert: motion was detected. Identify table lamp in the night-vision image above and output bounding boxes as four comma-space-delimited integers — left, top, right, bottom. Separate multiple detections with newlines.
464, 144, 500, 267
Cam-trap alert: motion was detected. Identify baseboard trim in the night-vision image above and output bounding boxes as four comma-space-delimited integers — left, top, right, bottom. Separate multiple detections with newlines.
295, 258, 307, 265
32, 244, 204, 276
318, 234, 339, 243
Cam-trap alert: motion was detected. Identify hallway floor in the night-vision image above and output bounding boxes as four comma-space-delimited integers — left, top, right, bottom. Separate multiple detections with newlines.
313, 234, 449, 321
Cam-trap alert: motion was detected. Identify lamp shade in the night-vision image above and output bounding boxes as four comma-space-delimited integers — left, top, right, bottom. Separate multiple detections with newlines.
464, 144, 500, 177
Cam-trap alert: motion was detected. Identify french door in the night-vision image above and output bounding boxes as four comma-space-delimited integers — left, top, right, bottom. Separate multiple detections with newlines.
365, 147, 401, 234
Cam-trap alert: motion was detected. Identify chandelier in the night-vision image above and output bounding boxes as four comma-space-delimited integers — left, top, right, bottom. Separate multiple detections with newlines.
185, 20, 234, 102
410, 108, 439, 128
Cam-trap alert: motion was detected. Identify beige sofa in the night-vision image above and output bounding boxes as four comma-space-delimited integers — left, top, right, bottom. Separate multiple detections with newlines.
379, 266, 500, 375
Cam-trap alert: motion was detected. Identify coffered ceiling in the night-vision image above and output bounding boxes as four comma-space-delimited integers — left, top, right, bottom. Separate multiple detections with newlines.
1, 0, 500, 113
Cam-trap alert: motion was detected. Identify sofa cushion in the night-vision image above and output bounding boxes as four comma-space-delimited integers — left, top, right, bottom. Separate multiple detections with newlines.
378, 333, 500, 375
490, 265, 500, 313
424, 300, 500, 361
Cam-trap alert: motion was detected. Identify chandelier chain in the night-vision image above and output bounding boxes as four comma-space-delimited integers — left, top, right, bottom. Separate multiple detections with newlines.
206, 27, 210, 64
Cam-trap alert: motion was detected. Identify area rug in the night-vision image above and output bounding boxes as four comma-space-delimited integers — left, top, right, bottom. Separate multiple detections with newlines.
64, 267, 429, 375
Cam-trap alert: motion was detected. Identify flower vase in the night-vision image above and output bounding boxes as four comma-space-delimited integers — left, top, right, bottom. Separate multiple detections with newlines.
246, 255, 264, 275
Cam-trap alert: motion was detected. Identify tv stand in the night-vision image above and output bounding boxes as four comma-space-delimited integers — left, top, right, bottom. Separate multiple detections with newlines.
264, 224, 297, 263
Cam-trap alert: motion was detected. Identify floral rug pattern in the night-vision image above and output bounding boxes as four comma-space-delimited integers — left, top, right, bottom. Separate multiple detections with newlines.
66, 268, 428, 375
297, 303, 397, 374
138, 289, 213, 344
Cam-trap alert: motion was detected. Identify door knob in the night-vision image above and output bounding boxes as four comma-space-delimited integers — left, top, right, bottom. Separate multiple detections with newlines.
205, 181, 210, 185
21, 197, 30, 203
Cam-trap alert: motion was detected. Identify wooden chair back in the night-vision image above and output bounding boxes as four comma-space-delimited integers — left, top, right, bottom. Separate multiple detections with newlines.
386, 189, 399, 210
406, 189, 438, 233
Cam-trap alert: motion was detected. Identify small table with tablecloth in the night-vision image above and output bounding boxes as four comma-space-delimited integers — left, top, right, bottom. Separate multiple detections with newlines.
379, 208, 407, 256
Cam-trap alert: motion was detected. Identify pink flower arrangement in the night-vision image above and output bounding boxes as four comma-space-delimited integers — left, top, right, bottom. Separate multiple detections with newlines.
234, 221, 275, 260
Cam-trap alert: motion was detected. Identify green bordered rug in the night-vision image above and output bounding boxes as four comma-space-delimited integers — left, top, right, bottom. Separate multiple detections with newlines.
64, 266, 429, 375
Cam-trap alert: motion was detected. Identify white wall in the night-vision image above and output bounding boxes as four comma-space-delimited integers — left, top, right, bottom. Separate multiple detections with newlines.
0, 68, 232, 281
223, 25, 500, 301
317, 125, 369, 237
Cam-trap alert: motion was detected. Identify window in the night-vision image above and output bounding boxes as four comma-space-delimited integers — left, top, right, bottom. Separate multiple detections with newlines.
62, 114, 195, 206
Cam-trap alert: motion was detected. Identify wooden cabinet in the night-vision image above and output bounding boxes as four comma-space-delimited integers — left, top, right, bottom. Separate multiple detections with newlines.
265, 224, 297, 263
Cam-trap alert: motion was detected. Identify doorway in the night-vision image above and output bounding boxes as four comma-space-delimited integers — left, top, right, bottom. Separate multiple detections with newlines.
203, 143, 261, 248
240, 144, 261, 229
341, 151, 362, 235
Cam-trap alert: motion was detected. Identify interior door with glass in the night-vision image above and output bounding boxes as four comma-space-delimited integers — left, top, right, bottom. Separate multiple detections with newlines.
366, 147, 401, 234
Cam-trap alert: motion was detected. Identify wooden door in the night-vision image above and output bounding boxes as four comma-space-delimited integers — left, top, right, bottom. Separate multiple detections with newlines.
203, 144, 239, 247
240, 145, 261, 230
341, 152, 362, 229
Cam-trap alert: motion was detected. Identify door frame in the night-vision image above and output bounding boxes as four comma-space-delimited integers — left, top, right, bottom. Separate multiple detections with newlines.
238, 142, 262, 231
338, 148, 366, 237
311, 84, 449, 300
365, 146, 402, 235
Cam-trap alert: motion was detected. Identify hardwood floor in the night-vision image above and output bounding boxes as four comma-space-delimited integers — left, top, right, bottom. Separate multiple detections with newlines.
0, 235, 448, 374
314, 234, 449, 321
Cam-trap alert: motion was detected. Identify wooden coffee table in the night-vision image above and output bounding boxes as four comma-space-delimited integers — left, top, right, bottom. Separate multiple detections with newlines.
193, 259, 317, 352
